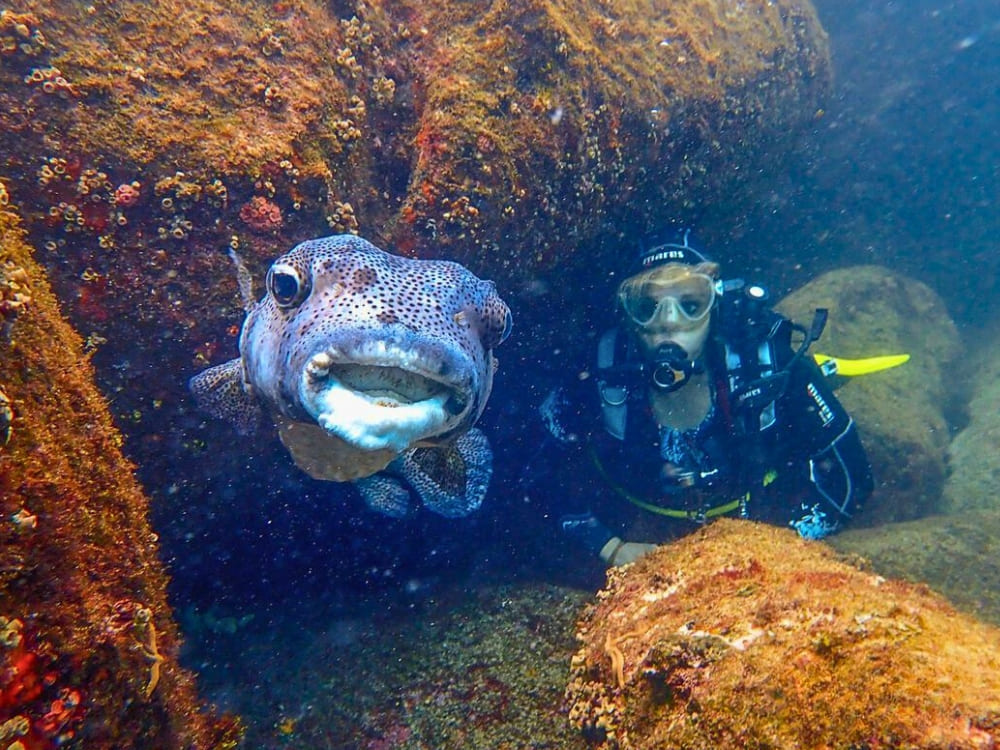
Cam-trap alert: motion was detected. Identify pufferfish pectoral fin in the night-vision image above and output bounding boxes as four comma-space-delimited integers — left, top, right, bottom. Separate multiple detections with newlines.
400, 428, 493, 518
188, 358, 262, 436
354, 472, 416, 519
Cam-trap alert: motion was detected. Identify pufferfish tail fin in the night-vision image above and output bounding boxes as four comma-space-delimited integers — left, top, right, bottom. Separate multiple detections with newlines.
402, 428, 494, 518
188, 358, 262, 436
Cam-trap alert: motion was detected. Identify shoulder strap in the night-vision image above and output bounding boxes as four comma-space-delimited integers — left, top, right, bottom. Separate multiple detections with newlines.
719, 307, 787, 435
596, 328, 629, 441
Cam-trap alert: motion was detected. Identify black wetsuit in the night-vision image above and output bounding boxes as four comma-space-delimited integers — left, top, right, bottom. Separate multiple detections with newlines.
541, 295, 873, 554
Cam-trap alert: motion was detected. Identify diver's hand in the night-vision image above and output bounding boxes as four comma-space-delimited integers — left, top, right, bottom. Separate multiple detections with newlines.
599, 537, 658, 567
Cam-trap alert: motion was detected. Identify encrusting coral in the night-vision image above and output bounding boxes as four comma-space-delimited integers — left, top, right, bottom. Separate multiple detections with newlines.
566, 518, 1000, 749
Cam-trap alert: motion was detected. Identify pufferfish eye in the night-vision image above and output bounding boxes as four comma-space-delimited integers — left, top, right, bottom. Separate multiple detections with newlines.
480, 298, 513, 349
266, 263, 310, 308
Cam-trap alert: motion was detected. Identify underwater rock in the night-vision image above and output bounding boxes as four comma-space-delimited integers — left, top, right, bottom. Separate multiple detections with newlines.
0, 0, 831, 281
201, 582, 589, 749
0, 0, 831, 346
778, 265, 959, 523
941, 323, 1000, 513
830, 509, 1000, 626
566, 518, 1000, 750
0, 201, 239, 745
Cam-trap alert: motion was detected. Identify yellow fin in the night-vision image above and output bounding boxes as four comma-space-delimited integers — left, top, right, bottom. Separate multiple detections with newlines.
813, 352, 910, 376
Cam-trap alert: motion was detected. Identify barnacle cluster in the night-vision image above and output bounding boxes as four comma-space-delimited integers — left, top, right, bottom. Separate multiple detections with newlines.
325, 200, 358, 233
335, 47, 362, 77
24, 65, 78, 97
204, 178, 229, 208
153, 172, 206, 241
0, 10, 46, 58
340, 16, 374, 49
76, 168, 112, 202
346, 94, 366, 119
371, 75, 396, 106
328, 118, 362, 153
34, 158, 130, 238
158, 215, 195, 241
0, 261, 31, 322
261, 82, 284, 108
0, 387, 13, 448
259, 27, 284, 57
36, 156, 72, 188
154, 171, 203, 206
46, 202, 83, 233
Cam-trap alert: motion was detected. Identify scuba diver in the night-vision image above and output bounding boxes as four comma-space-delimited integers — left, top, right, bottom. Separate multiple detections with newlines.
541, 227, 877, 566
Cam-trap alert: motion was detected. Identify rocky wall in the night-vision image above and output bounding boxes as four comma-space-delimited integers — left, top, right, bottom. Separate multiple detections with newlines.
0, 0, 831, 287
0, 199, 239, 748
0, 0, 832, 362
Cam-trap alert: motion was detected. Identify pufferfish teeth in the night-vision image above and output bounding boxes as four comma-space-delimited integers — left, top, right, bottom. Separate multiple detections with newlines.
307, 351, 334, 379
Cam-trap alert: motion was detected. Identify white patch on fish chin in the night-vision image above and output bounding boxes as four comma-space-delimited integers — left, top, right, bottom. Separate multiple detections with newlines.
299, 374, 454, 453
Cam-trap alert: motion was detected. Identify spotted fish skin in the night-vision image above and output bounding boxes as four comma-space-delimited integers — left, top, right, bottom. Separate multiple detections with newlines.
189, 234, 511, 518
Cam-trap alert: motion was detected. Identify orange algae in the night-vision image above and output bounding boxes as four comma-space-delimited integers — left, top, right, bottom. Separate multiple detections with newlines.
0, 0, 829, 284
0, 201, 240, 747
566, 519, 1000, 749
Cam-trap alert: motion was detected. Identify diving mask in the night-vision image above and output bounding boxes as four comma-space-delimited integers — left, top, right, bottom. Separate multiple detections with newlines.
619, 268, 717, 329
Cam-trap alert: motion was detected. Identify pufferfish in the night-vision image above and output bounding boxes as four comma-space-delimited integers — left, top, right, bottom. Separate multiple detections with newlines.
189, 234, 512, 518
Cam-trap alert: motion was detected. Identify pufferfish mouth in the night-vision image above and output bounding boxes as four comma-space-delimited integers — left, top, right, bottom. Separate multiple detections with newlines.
297, 346, 472, 453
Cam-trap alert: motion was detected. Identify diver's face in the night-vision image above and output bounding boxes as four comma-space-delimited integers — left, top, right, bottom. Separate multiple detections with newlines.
635, 315, 712, 360
618, 262, 718, 360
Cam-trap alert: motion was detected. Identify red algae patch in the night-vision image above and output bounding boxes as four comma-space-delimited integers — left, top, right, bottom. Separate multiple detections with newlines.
566, 518, 1000, 749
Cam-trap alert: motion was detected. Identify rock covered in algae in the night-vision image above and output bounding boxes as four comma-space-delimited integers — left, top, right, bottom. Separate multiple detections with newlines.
830, 509, 1000, 627
778, 265, 959, 524
199, 583, 590, 749
0, 0, 831, 326
566, 518, 1000, 750
941, 321, 1000, 514
0, 198, 240, 746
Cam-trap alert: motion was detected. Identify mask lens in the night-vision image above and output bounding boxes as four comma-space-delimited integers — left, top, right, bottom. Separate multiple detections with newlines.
620, 272, 715, 328
624, 294, 660, 325
668, 275, 714, 320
